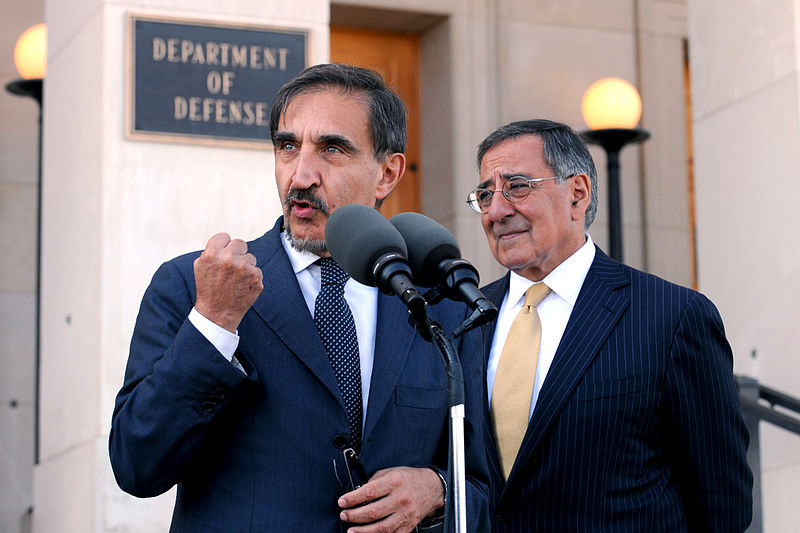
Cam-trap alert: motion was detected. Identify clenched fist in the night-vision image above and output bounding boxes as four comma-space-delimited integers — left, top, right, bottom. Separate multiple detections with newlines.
194, 233, 264, 332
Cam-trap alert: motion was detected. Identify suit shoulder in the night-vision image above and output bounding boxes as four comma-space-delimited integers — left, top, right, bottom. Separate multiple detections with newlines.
614, 262, 721, 317
620, 263, 695, 296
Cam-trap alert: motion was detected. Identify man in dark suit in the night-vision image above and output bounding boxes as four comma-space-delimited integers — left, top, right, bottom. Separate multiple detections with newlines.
469, 119, 752, 532
109, 64, 489, 532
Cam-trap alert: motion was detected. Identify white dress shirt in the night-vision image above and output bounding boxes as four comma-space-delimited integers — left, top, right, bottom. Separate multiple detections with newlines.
486, 235, 596, 419
189, 231, 378, 427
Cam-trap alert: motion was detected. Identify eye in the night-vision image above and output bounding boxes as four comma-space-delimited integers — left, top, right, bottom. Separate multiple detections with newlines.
504, 177, 532, 200
506, 178, 529, 191
278, 141, 296, 152
325, 145, 343, 154
476, 189, 492, 204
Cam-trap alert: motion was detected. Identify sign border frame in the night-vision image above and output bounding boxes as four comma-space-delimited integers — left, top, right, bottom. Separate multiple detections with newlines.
125, 12, 311, 149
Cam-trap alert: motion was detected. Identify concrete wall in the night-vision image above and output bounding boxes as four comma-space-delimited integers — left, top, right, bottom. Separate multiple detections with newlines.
688, 0, 800, 530
0, 2, 44, 532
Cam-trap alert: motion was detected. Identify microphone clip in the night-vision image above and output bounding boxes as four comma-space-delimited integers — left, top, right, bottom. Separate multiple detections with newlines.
452, 297, 497, 338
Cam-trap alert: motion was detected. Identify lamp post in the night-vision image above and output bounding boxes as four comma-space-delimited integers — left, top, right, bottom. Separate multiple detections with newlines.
5, 22, 46, 465
580, 77, 649, 263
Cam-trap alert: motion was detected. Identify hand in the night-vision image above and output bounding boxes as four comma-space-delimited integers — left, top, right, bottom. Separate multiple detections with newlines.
338, 466, 444, 533
193, 233, 263, 332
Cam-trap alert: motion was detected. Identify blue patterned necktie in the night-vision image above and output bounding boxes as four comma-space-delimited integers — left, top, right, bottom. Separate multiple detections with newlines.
314, 258, 363, 453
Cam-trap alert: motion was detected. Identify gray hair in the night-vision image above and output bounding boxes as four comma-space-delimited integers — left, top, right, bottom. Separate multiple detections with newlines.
476, 119, 598, 229
270, 62, 407, 162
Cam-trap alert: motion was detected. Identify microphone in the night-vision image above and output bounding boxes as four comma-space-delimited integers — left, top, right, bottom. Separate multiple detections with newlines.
389, 212, 497, 334
325, 204, 427, 316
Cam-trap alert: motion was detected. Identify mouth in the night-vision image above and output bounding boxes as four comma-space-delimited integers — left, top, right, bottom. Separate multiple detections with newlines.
493, 224, 529, 242
290, 199, 316, 218
285, 189, 329, 220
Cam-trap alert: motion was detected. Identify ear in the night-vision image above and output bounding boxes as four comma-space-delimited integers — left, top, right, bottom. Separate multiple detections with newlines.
569, 173, 591, 222
375, 152, 406, 201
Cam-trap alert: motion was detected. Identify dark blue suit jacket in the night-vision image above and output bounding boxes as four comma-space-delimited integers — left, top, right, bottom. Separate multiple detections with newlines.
482, 247, 752, 532
109, 218, 489, 532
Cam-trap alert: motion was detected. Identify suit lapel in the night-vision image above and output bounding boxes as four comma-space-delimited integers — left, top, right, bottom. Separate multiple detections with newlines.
247, 219, 343, 405
503, 249, 630, 492
362, 293, 416, 440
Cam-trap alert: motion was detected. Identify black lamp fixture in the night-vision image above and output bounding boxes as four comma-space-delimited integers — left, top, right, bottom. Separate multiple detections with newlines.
579, 77, 650, 262
5, 22, 46, 465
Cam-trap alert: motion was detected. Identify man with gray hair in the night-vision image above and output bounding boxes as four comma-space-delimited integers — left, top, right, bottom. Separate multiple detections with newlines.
470, 119, 751, 531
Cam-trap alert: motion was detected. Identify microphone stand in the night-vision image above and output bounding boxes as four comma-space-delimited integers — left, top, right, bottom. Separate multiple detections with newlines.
403, 299, 467, 533
428, 321, 467, 533
377, 259, 490, 533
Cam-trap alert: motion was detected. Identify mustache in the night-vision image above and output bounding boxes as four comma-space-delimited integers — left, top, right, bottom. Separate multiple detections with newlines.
284, 188, 329, 216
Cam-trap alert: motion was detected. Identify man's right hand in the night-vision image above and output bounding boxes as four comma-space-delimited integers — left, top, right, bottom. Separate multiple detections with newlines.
193, 233, 264, 332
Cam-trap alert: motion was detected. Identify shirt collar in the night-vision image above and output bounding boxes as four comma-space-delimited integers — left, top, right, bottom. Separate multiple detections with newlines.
507, 234, 596, 307
281, 230, 321, 275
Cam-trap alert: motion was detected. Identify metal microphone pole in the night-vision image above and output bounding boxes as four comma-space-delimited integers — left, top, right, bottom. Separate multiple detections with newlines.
405, 309, 466, 533
428, 322, 467, 533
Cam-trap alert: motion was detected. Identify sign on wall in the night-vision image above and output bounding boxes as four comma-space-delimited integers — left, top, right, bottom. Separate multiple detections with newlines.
126, 14, 308, 147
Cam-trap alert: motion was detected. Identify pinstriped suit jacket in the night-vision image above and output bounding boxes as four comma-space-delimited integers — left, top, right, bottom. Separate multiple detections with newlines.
481, 247, 752, 532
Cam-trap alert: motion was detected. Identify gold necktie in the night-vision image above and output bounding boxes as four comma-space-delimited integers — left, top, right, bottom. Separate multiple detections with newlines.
491, 282, 550, 480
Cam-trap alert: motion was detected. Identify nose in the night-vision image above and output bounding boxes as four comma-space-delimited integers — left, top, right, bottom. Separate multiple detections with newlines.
290, 146, 322, 190
485, 188, 514, 221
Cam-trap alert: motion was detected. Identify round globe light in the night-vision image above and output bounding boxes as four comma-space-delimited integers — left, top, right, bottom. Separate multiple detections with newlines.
13, 23, 47, 80
581, 77, 642, 130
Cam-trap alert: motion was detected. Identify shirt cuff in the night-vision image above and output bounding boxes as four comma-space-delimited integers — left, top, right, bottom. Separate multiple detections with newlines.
188, 307, 243, 372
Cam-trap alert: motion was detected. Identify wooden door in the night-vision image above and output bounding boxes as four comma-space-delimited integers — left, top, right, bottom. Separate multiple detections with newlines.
330, 26, 421, 217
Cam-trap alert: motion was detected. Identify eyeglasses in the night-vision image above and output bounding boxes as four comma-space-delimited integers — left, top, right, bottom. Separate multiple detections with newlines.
333, 447, 367, 493
466, 175, 573, 214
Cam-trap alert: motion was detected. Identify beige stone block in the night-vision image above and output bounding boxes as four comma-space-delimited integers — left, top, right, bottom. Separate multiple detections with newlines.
642, 226, 693, 287
763, 459, 800, 533
110, 0, 330, 24
45, 0, 329, 61
636, 0, 687, 37
499, 0, 635, 31
0, 102, 40, 187
99, 438, 175, 532
420, 18, 456, 218
688, 0, 797, 119
332, 0, 465, 17
39, 299, 101, 461
0, 337, 34, 533
693, 74, 800, 388
35, 438, 173, 533
0, 404, 34, 531
0, 183, 37, 293
33, 440, 95, 533
620, 218, 645, 271
499, 21, 638, 127
0, 292, 36, 403
639, 33, 689, 224
36, 8, 103, 461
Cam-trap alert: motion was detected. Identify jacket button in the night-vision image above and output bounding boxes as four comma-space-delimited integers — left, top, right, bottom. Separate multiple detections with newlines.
333, 435, 348, 449
497, 510, 510, 522
201, 401, 215, 413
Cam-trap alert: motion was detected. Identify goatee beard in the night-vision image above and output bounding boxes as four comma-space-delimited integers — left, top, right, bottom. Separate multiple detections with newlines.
284, 188, 330, 256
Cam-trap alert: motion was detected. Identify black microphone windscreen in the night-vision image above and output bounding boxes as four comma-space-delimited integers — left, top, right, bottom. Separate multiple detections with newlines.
389, 212, 461, 287
325, 203, 408, 286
